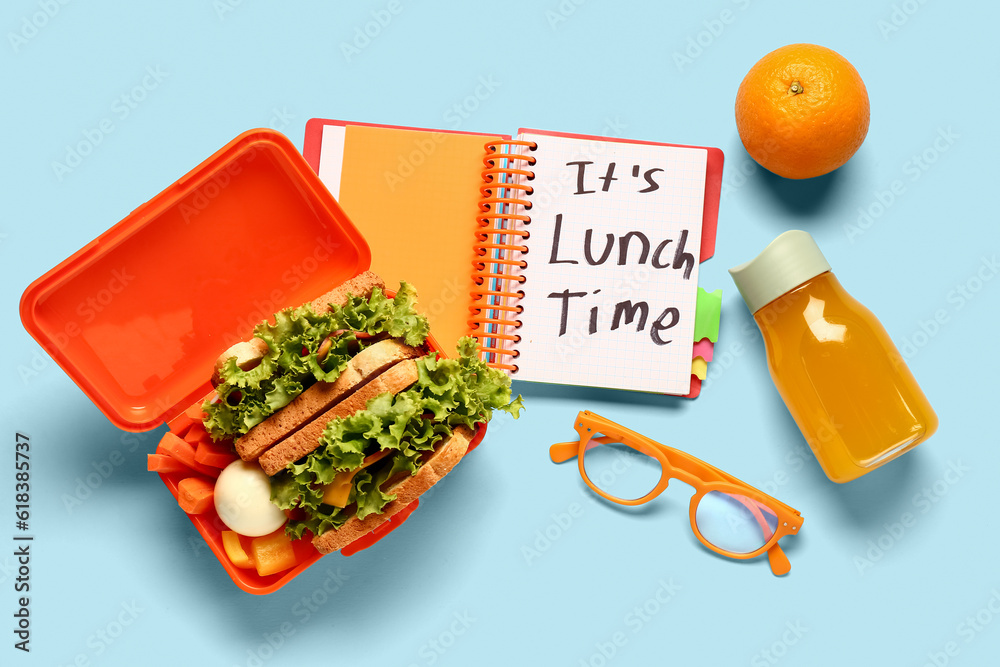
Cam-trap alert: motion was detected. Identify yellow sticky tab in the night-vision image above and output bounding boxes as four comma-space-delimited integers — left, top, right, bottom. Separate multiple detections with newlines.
691, 357, 708, 380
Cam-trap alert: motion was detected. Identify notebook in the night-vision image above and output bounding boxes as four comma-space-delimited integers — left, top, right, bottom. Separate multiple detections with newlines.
302, 120, 723, 397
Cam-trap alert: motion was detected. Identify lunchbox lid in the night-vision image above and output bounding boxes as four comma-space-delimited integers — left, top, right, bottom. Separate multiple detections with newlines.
20, 129, 371, 431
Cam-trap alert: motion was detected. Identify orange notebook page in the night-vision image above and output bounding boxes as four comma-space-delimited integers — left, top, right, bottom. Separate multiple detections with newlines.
333, 125, 502, 352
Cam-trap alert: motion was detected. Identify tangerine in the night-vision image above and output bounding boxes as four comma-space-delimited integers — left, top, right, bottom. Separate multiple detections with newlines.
735, 44, 870, 179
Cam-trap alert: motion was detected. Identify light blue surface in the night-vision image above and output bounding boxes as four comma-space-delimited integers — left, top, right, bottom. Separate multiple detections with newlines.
3, 1, 999, 665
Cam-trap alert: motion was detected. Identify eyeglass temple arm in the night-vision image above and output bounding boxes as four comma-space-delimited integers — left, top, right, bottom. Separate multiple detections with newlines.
549, 436, 662, 463
549, 440, 583, 463
734, 494, 773, 537
659, 445, 800, 519
767, 544, 791, 576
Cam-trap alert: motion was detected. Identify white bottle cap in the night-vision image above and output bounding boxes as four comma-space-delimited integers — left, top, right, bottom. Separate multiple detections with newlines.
729, 230, 831, 313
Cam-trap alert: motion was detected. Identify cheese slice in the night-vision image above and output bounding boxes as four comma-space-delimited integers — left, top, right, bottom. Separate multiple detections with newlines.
322, 469, 359, 507
320, 449, 392, 508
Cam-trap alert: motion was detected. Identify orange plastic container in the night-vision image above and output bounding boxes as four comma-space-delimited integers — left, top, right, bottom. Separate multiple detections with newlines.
19, 129, 486, 594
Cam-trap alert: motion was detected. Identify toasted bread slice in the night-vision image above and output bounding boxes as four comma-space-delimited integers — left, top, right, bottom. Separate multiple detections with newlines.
312, 426, 473, 555
258, 359, 421, 476
235, 340, 424, 462
308, 270, 385, 315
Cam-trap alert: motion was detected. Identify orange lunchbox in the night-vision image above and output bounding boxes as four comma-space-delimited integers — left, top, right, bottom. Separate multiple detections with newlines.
19, 129, 486, 594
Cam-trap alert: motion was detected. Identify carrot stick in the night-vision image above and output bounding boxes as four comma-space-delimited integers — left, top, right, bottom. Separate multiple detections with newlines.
158, 432, 220, 478
147, 454, 193, 475
168, 412, 198, 438
195, 441, 238, 469
177, 477, 215, 514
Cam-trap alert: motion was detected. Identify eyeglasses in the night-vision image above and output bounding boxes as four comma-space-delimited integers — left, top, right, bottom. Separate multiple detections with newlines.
550, 411, 803, 576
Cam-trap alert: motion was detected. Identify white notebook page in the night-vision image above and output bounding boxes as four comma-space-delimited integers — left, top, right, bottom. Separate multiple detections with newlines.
510, 132, 707, 394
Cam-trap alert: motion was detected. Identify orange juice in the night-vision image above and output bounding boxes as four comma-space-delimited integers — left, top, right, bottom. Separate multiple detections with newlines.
731, 231, 937, 483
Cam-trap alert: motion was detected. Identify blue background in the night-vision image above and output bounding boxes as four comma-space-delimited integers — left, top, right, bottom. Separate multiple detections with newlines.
3, 1, 999, 665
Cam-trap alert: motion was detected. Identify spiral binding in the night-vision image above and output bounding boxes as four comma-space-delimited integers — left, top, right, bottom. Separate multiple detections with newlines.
468, 140, 536, 372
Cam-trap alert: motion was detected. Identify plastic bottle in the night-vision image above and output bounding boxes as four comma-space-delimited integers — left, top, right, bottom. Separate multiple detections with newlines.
729, 230, 937, 483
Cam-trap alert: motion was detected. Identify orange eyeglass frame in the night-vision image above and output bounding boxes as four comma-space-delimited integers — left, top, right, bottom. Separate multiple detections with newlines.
550, 411, 804, 576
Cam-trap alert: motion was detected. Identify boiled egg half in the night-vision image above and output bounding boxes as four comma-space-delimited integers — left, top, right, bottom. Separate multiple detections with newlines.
214, 460, 286, 537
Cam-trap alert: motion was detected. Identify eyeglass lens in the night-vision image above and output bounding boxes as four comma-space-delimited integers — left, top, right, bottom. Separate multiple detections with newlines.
582, 437, 662, 502
695, 490, 778, 554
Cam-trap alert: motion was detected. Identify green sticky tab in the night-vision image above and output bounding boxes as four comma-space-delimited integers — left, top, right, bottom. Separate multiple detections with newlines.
694, 288, 722, 343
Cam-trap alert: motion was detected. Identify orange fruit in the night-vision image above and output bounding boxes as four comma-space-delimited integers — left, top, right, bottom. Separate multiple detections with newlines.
735, 44, 870, 179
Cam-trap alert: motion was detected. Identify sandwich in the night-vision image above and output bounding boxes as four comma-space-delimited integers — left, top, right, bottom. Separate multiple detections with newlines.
203, 272, 522, 555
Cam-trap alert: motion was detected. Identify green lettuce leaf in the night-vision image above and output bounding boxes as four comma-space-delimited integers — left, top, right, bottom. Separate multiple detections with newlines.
353, 465, 397, 520
277, 455, 406, 539
202, 282, 430, 440
273, 336, 523, 538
